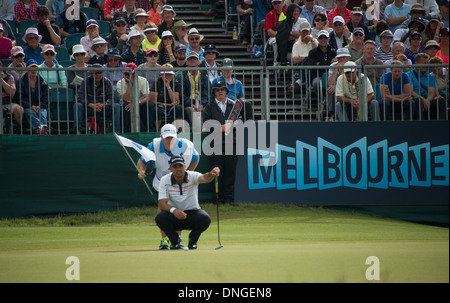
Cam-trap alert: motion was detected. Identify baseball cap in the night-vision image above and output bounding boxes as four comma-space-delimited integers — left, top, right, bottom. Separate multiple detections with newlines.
169, 155, 185, 167
174, 44, 187, 52
125, 62, 137, 74
336, 48, 350, 58
333, 16, 345, 24
161, 124, 178, 139
11, 46, 25, 57
300, 21, 311, 32
318, 30, 330, 38
343, 61, 357, 73
86, 19, 98, 29
26, 59, 39, 67
353, 27, 364, 35
146, 48, 158, 55
351, 7, 363, 15
380, 29, 393, 38
186, 51, 199, 60
42, 44, 56, 54
128, 30, 142, 41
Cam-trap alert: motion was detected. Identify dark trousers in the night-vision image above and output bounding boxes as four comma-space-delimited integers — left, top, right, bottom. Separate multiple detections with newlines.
155, 209, 211, 246
210, 153, 239, 204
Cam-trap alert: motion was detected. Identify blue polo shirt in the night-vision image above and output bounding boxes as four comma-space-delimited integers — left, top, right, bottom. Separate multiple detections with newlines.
409, 69, 436, 98
384, 3, 411, 32
24, 46, 58, 65
380, 72, 410, 98
212, 76, 245, 101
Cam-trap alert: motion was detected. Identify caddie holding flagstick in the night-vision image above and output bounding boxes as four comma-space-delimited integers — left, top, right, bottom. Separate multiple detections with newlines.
155, 155, 220, 250
137, 124, 200, 249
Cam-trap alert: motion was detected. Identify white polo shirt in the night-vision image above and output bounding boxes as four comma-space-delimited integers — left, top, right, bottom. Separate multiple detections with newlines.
158, 171, 202, 211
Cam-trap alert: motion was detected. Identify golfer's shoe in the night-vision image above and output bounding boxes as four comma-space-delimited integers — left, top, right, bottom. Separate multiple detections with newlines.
188, 244, 198, 250
170, 237, 183, 250
159, 237, 169, 250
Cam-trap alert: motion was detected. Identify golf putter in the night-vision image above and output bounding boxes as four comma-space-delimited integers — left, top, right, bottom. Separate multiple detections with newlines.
215, 176, 223, 250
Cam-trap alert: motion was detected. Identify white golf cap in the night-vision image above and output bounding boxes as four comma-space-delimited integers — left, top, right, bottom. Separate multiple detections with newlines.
336, 48, 350, 58
128, 30, 142, 41
343, 61, 357, 73
333, 16, 345, 24
161, 124, 177, 138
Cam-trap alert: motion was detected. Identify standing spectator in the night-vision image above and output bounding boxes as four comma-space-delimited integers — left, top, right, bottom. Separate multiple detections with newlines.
121, 30, 146, 66
379, 60, 415, 120
199, 44, 220, 84
38, 44, 67, 87
56, 2, 88, 38
346, 7, 370, 41
253, 0, 272, 25
8, 46, 27, 82
300, 0, 326, 27
185, 28, 205, 62
157, 5, 176, 37
141, 23, 160, 52
20, 59, 49, 135
329, 16, 351, 50
409, 53, 446, 120
157, 30, 175, 65
106, 17, 129, 55
292, 21, 317, 65
311, 11, 332, 39
335, 61, 379, 121
212, 58, 245, 102
355, 40, 385, 84
374, 29, 394, 63
405, 31, 424, 64
74, 64, 121, 134
103, 48, 126, 89
146, 0, 165, 26
202, 81, 253, 206
171, 20, 190, 47
345, 27, 364, 61
104, 0, 125, 22
436, 27, 449, 63
384, 0, 411, 33
14, 0, 39, 22
0, 23, 13, 59
116, 62, 152, 133
35, 5, 61, 46
137, 48, 161, 90
87, 37, 108, 65
81, 19, 100, 57
235, 0, 253, 45
114, 0, 137, 25
439, 0, 449, 28
327, 0, 352, 25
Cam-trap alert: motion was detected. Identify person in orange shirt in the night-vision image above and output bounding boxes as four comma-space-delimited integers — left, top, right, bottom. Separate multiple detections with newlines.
147, 0, 165, 25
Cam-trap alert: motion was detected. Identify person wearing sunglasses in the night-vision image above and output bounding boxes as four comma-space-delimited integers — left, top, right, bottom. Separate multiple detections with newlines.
103, 48, 126, 89
66, 44, 89, 94
346, 7, 370, 42
38, 44, 67, 88
106, 17, 130, 55
8, 46, 27, 82
185, 28, 205, 62
23, 27, 54, 65
141, 23, 161, 52
311, 11, 332, 39
299, 0, 326, 27
121, 30, 146, 66
171, 20, 191, 48
405, 31, 424, 63
137, 48, 161, 91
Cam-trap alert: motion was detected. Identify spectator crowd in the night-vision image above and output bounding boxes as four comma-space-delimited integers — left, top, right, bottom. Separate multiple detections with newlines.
1, 0, 449, 135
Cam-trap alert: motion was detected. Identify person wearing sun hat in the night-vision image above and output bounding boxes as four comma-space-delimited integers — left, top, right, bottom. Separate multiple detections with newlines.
157, 5, 177, 37
171, 20, 191, 47
103, 48, 127, 89
185, 28, 205, 61
38, 44, 67, 87
130, 8, 149, 39
66, 44, 89, 90
121, 29, 146, 66
157, 30, 176, 65
87, 37, 108, 65
23, 27, 50, 64
141, 22, 161, 51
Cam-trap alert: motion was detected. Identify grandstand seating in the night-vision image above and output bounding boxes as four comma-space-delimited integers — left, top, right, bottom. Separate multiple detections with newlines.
65, 33, 86, 54
18, 20, 39, 34
55, 47, 70, 62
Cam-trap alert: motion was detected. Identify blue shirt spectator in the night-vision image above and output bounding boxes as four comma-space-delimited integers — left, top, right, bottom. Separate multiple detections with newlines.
212, 76, 245, 101
385, 0, 412, 33
299, 0, 327, 27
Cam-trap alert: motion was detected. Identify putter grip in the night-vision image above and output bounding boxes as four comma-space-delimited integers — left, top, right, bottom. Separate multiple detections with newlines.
215, 176, 218, 193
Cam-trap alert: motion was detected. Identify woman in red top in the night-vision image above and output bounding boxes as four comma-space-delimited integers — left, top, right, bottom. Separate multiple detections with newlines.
104, 0, 125, 21
0, 23, 13, 59
14, 0, 39, 22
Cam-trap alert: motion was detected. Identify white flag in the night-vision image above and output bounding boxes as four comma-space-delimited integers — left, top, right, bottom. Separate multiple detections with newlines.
114, 133, 155, 162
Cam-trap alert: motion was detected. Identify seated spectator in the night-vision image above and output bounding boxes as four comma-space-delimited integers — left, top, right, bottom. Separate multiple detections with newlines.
405, 31, 424, 63
116, 62, 153, 132
38, 44, 67, 87
178, 52, 210, 126
361, 0, 379, 31
81, 19, 101, 58
345, 27, 364, 61
171, 20, 190, 47
440, 0, 449, 28
150, 63, 184, 130
326, 48, 351, 120
424, 40, 440, 59
346, 7, 370, 41
198, 44, 220, 84
355, 40, 384, 84
212, 58, 244, 102
379, 60, 415, 120
327, 0, 351, 25
335, 61, 379, 121
0, 19, 16, 42
135, 0, 151, 10
20, 59, 49, 135
157, 30, 176, 65
146, 0, 165, 26
14, 0, 39, 22
374, 30, 394, 63
235, 0, 253, 45
106, 17, 129, 55
264, 0, 286, 64
185, 28, 205, 62
137, 48, 161, 90
292, 22, 317, 65
315, 0, 336, 11
385, 0, 411, 33
0, 0, 15, 21
0, 23, 13, 59
311, 11, 332, 39
157, 5, 176, 37
66, 44, 88, 90
46, 0, 66, 22
171, 44, 187, 69
88, 37, 108, 65
8, 46, 27, 82
405, 0, 439, 17
374, 20, 389, 48
384, 41, 413, 72
436, 27, 449, 63
130, 8, 149, 39
409, 53, 446, 120
428, 56, 448, 101
1, 65, 23, 133
276, 3, 305, 65
56, 2, 88, 38
394, 17, 426, 49
35, 5, 61, 46
103, 48, 126, 89
141, 23, 160, 52
121, 30, 146, 66
74, 64, 121, 134
23, 28, 52, 64
398, 3, 427, 30
423, 16, 444, 46
114, 0, 137, 26
329, 16, 352, 50
300, 0, 326, 27
104, 0, 125, 22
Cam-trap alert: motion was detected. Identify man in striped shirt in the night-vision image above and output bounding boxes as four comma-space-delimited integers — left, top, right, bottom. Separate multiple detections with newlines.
375, 30, 394, 63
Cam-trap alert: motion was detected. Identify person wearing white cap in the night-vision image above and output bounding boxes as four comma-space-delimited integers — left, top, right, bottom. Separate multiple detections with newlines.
326, 47, 351, 120
292, 21, 318, 65
130, 8, 149, 39
335, 61, 380, 121
121, 29, 146, 65
329, 15, 352, 50
87, 37, 108, 65
185, 28, 205, 62
157, 30, 176, 65
137, 123, 200, 249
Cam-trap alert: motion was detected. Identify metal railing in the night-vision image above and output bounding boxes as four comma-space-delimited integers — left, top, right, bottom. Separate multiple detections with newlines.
1, 63, 448, 135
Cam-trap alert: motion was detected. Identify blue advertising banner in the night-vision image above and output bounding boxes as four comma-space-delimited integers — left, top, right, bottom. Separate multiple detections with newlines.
235, 121, 449, 206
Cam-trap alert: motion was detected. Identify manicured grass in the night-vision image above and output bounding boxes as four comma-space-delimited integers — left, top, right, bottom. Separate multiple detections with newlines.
0, 204, 448, 283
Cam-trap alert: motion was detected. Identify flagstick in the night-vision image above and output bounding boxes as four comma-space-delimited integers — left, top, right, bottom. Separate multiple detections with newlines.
114, 133, 157, 204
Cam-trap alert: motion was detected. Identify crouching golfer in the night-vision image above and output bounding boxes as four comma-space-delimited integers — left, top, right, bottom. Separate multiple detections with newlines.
156, 155, 220, 250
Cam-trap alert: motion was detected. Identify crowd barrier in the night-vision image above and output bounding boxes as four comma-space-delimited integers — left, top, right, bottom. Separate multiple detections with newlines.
1, 63, 448, 135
